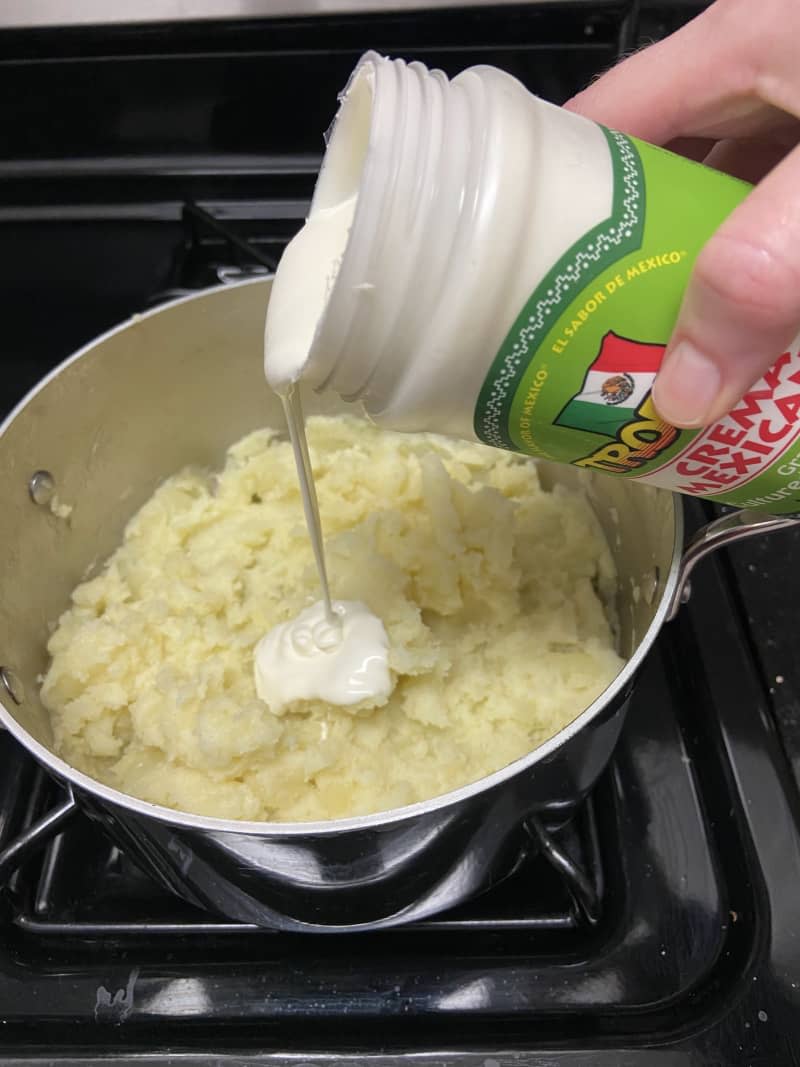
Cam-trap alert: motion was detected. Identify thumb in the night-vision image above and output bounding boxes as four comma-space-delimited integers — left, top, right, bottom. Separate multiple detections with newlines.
652, 143, 800, 428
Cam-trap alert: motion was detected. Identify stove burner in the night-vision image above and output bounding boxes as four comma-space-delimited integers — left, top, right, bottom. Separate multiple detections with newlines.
143, 202, 278, 308
4, 763, 603, 936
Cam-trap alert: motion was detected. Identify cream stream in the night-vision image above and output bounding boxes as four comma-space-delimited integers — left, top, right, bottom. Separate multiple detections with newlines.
255, 189, 391, 712
280, 387, 334, 621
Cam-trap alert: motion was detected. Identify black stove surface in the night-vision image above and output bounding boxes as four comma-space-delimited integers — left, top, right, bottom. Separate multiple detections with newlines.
3, 3, 800, 1065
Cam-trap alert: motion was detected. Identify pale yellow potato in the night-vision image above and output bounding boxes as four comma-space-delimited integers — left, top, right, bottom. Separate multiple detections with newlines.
41, 417, 624, 822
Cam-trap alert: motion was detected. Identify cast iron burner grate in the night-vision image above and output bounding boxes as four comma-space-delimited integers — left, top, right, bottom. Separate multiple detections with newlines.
143, 202, 281, 307
2, 746, 604, 938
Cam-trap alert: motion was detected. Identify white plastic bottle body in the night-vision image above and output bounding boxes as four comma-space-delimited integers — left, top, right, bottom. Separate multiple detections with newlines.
266, 52, 800, 516
291, 53, 614, 439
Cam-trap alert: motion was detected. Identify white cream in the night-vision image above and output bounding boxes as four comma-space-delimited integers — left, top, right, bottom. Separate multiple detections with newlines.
280, 386, 334, 619
264, 194, 357, 390
258, 65, 390, 711
253, 599, 392, 714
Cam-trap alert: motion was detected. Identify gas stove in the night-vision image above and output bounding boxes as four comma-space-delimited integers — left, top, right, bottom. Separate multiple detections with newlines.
2, 3, 800, 1064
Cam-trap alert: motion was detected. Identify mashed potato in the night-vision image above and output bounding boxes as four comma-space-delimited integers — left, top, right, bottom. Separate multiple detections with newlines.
41, 416, 624, 822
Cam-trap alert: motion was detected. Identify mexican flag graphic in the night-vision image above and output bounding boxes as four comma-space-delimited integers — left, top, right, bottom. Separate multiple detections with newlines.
555, 332, 666, 438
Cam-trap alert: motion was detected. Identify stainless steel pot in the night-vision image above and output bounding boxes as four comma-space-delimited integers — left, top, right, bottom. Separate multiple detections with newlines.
0, 278, 794, 932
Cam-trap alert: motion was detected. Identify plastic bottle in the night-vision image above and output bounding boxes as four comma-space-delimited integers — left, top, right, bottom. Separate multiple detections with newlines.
264, 51, 800, 516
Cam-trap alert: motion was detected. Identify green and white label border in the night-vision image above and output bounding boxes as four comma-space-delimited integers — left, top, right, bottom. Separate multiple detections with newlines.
475, 129, 645, 451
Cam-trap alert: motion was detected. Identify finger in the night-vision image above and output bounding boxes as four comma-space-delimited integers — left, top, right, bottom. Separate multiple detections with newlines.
703, 136, 794, 183
565, 0, 800, 144
651, 141, 800, 428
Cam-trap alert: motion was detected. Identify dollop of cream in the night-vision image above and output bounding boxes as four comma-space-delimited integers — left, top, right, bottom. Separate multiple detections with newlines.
254, 599, 392, 714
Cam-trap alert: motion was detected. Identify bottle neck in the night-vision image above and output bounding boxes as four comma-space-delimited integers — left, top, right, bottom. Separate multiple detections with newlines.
303, 53, 485, 414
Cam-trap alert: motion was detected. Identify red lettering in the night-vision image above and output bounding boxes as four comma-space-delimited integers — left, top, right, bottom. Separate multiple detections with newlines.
709, 424, 745, 448
675, 461, 738, 485
729, 388, 773, 431
697, 469, 738, 486
742, 437, 772, 456
763, 351, 791, 392
679, 482, 718, 495
676, 460, 710, 477
759, 418, 792, 444
720, 451, 763, 475
687, 442, 728, 465
775, 392, 800, 424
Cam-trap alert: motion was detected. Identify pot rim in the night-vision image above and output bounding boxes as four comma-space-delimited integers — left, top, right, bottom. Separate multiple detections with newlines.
0, 278, 684, 837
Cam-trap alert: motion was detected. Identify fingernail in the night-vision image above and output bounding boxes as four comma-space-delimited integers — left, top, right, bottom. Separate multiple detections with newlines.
652, 341, 721, 428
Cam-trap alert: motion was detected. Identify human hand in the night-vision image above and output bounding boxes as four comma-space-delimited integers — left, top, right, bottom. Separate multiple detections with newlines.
565, 0, 800, 429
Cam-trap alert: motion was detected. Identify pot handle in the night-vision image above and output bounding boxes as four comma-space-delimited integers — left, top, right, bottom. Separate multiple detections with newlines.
0, 789, 78, 888
667, 510, 800, 621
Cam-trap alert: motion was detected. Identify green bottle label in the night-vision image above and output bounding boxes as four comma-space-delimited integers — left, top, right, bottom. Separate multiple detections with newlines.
474, 129, 800, 515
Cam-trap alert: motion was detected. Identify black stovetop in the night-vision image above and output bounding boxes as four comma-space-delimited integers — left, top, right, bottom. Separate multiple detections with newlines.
3, 4, 800, 1065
